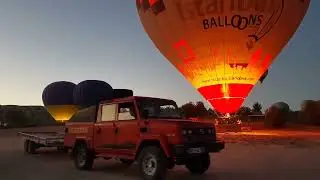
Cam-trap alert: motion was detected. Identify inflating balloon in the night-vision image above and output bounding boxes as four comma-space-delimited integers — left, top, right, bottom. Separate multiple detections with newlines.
42, 81, 78, 122
73, 80, 114, 108
113, 89, 134, 99
136, 0, 311, 114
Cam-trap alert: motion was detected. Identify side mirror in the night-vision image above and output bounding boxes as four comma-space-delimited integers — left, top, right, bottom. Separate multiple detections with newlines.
142, 109, 149, 119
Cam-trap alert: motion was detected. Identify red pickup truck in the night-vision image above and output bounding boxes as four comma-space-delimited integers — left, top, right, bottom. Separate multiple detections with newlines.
64, 96, 225, 180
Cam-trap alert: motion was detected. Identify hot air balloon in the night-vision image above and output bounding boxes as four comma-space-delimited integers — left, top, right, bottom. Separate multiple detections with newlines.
136, 0, 311, 114
42, 81, 78, 122
73, 80, 114, 108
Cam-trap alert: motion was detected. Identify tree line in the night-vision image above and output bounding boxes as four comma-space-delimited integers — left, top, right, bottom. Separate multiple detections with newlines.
179, 100, 320, 127
179, 101, 263, 118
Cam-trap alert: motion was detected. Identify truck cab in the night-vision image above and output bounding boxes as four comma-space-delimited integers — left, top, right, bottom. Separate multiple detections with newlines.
64, 96, 224, 180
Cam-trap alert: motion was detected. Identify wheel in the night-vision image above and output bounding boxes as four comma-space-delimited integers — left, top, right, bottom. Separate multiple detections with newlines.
167, 160, 175, 170
73, 143, 94, 170
57, 146, 68, 153
120, 159, 134, 166
139, 146, 167, 180
185, 153, 210, 175
28, 141, 37, 154
24, 140, 30, 153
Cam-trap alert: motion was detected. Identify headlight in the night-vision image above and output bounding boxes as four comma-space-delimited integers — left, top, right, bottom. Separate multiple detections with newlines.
188, 130, 192, 134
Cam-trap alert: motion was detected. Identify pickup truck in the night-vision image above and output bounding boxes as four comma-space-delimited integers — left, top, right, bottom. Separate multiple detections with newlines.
64, 96, 225, 180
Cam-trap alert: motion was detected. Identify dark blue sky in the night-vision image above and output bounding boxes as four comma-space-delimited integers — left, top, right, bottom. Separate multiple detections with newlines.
0, 0, 319, 111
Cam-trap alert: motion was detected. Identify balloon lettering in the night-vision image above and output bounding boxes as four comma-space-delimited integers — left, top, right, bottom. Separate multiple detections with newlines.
203, 14, 263, 30
175, 0, 273, 21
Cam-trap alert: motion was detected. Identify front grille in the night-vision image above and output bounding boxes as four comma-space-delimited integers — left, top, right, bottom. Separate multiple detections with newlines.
183, 136, 216, 143
182, 127, 214, 136
181, 127, 216, 143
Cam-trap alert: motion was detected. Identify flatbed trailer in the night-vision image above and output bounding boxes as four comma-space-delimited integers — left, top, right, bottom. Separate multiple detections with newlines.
17, 132, 67, 154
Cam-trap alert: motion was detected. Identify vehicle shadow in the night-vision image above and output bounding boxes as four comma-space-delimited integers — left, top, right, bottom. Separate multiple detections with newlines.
93, 162, 308, 180
92, 160, 256, 180
25, 148, 71, 161
93, 161, 213, 180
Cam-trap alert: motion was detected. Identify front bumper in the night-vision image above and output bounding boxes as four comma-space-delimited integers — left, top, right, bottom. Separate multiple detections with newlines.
171, 140, 225, 164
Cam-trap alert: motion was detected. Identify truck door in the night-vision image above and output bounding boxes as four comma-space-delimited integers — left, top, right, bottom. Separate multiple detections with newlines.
114, 100, 140, 157
94, 103, 118, 154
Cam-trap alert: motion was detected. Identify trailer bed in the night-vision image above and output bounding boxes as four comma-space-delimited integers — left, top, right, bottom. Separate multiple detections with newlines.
18, 131, 66, 154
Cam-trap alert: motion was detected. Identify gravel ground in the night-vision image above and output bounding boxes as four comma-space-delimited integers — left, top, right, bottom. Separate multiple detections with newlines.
0, 127, 320, 180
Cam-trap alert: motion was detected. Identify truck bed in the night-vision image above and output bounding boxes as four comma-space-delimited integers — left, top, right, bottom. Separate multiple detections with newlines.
18, 131, 65, 147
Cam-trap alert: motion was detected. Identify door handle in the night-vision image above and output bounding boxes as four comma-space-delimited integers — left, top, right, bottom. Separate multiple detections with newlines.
97, 127, 101, 134
114, 127, 119, 134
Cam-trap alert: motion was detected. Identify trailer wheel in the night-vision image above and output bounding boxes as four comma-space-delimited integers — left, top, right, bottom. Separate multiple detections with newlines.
57, 146, 68, 153
74, 143, 94, 170
24, 140, 30, 153
28, 141, 37, 154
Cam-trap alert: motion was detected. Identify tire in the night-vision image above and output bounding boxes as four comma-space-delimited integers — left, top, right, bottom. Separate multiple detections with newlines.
73, 143, 94, 170
28, 141, 37, 154
185, 153, 210, 175
120, 159, 134, 166
57, 146, 68, 153
139, 146, 167, 180
167, 160, 175, 170
24, 140, 30, 154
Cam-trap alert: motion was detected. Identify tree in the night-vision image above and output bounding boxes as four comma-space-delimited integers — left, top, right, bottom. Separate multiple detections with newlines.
180, 101, 210, 118
195, 101, 208, 117
252, 102, 262, 113
180, 102, 197, 118
237, 106, 251, 116
265, 102, 290, 128
301, 100, 319, 125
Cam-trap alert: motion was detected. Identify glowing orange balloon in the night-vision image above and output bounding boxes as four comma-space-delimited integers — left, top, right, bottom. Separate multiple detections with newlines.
136, 0, 311, 114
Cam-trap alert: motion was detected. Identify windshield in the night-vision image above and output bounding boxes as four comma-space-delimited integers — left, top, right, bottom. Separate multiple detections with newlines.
137, 98, 182, 119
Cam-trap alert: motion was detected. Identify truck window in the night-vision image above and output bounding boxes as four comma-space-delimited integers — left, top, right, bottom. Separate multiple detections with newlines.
69, 105, 97, 122
100, 104, 117, 122
118, 102, 136, 121
137, 98, 182, 119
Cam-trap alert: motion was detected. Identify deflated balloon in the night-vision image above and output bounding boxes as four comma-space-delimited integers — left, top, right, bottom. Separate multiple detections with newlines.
42, 81, 78, 122
136, 0, 311, 113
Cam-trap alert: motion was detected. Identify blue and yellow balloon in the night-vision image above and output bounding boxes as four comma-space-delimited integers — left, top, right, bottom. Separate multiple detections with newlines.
42, 81, 78, 122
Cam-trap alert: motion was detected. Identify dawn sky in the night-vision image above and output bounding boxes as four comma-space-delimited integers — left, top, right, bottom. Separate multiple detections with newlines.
0, 0, 319, 111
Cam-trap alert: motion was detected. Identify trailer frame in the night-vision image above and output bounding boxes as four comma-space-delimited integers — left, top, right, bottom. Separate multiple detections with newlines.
17, 131, 67, 154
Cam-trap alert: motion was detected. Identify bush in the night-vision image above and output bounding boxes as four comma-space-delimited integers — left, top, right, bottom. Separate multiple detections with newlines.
264, 102, 290, 128
0, 105, 56, 128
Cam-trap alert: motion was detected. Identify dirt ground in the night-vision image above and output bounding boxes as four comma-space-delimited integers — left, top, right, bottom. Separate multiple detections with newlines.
0, 126, 320, 180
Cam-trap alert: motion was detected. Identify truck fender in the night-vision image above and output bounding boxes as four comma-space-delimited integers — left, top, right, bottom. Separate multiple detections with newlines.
135, 134, 171, 159
71, 137, 92, 153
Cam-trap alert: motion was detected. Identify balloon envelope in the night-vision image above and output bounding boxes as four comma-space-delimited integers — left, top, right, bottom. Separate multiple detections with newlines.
42, 81, 78, 122
73, 80, 114, 108
136, 0, 310, 113
113, 89, 134, 99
